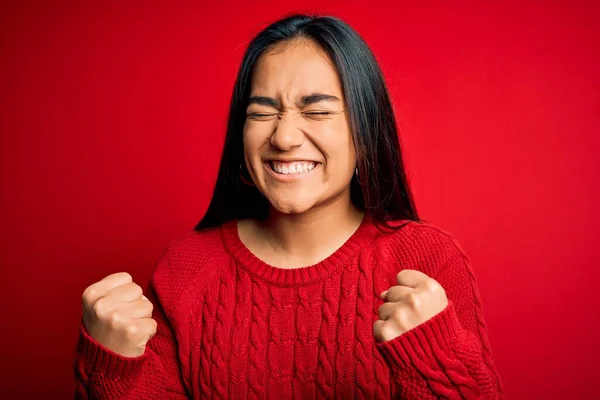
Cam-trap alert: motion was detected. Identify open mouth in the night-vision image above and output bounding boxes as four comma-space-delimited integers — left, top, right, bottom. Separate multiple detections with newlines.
268, 160, 319, 175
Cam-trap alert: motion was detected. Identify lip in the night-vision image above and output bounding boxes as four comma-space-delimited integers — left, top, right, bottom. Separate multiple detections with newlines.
266, 158, 321, 163
263, 160, 321, 182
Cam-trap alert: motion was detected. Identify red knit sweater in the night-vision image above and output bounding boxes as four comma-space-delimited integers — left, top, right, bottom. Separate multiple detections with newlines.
73, 216, 503, 399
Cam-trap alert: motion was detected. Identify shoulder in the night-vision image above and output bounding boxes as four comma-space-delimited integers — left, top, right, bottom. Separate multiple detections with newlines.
150, 225, 230, 312
368, 219, 470, 281
374, 219, 468, 259
158, 225, 229, 269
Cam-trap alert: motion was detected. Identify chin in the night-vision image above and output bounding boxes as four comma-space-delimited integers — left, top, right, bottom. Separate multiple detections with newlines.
267, 195, 317, 215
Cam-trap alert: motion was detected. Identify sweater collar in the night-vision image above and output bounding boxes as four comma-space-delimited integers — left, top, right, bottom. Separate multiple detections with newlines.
220, 213, 379, 286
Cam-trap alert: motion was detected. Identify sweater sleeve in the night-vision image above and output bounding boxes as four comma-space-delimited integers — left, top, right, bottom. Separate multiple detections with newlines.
375, 254, 504, 399
72, 260, 192, 399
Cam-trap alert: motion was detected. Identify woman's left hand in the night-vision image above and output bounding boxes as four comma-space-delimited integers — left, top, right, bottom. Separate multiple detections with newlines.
373, 269, 448, 342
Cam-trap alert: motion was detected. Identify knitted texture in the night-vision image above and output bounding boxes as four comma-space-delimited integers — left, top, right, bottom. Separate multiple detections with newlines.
73, 215, 503, 399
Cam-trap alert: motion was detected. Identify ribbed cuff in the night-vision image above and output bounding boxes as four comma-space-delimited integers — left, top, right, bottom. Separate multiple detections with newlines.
375, 301, 464, 371
75, 318, 147, 379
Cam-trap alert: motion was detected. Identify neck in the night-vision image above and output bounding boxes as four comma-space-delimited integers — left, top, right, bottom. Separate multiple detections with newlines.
258, 195, 365, 265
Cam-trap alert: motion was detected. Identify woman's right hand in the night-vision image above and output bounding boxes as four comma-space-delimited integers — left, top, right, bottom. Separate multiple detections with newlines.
81, 272, 156, 357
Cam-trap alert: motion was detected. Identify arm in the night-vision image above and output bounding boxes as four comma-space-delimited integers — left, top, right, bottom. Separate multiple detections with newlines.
375, 255, 504, 399
72, 273, 192, 399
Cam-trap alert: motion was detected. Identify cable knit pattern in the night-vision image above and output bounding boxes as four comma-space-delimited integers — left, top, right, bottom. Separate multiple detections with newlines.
229, 268, 252, 398
73, 215, 503, 399
315, 274, 339, 398
354, 250, 375, 399
248, 280, 268, 399
294, 284, 321, 399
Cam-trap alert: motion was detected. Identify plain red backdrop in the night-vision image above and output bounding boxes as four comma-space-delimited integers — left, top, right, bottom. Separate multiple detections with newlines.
1, 1, 599, 398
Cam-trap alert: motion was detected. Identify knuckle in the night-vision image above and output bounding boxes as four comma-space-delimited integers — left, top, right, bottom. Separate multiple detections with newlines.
372, 322, 379, 338
392, 306, 405, 321
129, 283, 143, 297
392, 308, 409, 328
82, 286, 95, 299
424, 279, 438, 293
380, 323, 395, 342
377, 304, 386, 319
407, 292, 421, 309
125, 323, 138, 337
107, 310, 122, 328
437, 284, 447, 297
114, 272, 133, 282
81, 287, 96, 307
92, 298, 106, 316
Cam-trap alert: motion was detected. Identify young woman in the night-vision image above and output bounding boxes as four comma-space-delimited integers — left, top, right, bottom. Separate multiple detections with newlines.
74, 13, 503, 399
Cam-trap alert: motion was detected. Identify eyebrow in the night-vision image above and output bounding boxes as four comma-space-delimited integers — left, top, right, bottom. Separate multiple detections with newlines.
247, 93, 341, 109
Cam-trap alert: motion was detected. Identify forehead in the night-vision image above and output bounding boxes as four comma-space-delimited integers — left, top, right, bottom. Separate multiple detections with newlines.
250, 39, 343, 97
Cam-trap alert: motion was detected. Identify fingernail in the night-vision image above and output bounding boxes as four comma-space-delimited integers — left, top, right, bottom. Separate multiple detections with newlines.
380, 290, 388, 299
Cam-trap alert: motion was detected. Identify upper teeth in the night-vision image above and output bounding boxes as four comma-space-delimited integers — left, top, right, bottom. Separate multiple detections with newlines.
271, 161, 316, 174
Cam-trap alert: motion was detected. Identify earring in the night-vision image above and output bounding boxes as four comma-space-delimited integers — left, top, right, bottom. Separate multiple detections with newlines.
239, 163, 254, 186
354, 166, 362, 186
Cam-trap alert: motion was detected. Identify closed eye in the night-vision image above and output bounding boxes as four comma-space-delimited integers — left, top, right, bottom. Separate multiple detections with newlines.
246, 111, 334, 119
303, 112, 335, 119
247, 113, 277, 118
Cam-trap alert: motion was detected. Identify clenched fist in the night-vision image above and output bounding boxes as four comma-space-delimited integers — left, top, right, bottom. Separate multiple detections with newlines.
81, 272, 156, 357
373, 269, 448, 342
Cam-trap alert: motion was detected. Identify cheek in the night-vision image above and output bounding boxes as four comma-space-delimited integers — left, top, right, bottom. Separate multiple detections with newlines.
312, 123, 355, 170
243, 123, 269, 158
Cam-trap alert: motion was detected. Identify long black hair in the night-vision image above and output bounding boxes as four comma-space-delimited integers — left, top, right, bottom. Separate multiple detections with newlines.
195, 13, 423, 231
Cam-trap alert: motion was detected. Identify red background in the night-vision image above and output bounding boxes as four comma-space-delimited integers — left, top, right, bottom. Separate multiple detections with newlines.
1, 1, 599, 398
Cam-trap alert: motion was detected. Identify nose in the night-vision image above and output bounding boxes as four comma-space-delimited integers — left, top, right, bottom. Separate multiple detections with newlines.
270, 112, 304, 151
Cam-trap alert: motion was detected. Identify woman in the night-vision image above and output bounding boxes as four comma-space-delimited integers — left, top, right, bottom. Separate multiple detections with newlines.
73, 13, 503, 399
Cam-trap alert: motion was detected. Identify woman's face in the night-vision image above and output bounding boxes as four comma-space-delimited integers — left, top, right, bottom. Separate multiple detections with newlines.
243, 39, 356, 215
